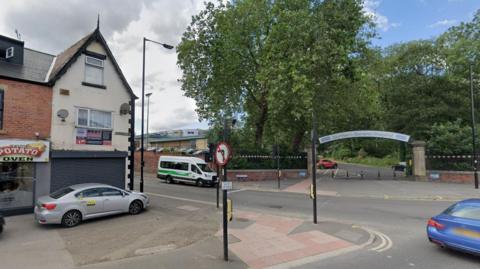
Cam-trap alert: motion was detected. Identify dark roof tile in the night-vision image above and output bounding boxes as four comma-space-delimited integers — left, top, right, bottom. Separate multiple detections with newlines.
0, 48, 54, 82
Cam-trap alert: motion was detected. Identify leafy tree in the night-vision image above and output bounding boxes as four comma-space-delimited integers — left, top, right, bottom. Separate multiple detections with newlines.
177, 1, 275, 147
380, 40, 471, 141
427, 119, 474, 155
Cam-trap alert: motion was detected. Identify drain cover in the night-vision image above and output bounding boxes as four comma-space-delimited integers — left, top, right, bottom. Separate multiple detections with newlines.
268, 205, 283, 209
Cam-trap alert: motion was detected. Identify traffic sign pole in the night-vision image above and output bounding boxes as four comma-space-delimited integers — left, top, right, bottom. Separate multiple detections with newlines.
223, 164, 228, 261
216, 163, 220, 208
215, 140, 232, 262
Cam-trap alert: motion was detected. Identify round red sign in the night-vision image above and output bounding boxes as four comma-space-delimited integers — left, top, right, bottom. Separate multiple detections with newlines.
215, 142, 232, 166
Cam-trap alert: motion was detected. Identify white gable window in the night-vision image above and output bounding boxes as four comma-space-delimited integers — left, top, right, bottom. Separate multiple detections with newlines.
76, 108, 112, 129
84, 56, 104, 85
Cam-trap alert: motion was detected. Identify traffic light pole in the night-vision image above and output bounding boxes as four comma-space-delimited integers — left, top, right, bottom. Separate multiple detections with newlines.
312, 112, 318, 224
222, 118, 229, 261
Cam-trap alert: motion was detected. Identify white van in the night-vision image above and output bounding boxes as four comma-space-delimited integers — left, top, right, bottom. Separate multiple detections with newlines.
157, 156, 217, 187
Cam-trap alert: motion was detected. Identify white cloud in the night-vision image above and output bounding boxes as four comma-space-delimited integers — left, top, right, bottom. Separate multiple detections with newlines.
0, 0, 208, 133
362, 0, 398, 32
428, 19, 458, 28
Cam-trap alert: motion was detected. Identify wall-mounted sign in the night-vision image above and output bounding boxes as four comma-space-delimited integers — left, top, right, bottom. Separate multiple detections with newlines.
0, 140, 50, 162
319, 130, 411, 144
76, 128, 112, 145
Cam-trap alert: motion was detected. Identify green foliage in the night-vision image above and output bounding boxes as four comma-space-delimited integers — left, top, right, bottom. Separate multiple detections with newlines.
380, 11, 480, 143
426, 119, 474, 155
341, 155, 399, 167
178, 0, 376, 151
180, 2, 480, 163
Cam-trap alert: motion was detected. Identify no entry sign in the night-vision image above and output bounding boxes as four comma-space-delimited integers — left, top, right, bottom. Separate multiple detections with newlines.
215, 142, 232, 166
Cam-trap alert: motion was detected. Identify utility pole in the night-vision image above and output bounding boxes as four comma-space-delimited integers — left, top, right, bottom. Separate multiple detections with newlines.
140, 37, 173, 193
146, 92, 152, 149
140, 37, 146, 193
470, 63, 478, 189
311, 111, 318, 224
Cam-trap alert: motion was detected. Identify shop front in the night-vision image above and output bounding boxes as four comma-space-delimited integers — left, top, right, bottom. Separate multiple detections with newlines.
0, 140, 50, 215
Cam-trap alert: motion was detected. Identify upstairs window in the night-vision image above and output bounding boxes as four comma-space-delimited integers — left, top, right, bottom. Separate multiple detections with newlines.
77, 108, 112, 129
84, 56, 104, 85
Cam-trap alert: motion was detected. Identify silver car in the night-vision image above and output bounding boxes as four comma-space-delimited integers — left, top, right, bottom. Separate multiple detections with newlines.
34, 183, 149, 227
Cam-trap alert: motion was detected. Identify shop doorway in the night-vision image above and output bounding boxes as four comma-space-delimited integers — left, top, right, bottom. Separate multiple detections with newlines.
0, 162, 35, 214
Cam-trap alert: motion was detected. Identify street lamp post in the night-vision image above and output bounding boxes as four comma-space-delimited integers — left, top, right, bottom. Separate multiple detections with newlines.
140, 38, 173, 193
470, 62, 478, 189
146, 92, 152, 150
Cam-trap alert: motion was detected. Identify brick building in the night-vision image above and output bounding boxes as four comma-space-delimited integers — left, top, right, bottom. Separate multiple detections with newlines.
0, 26, 135, 215
0, 35, 54, 214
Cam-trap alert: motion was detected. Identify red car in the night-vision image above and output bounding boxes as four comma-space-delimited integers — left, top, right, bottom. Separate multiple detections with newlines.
317, 159, 338, 169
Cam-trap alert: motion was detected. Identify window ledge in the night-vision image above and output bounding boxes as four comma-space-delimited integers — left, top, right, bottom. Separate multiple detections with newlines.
0, 130, 7, 135
82, 82, 106, 89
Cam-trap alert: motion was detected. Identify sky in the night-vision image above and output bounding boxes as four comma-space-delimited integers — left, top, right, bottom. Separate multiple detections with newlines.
0, 0, 478, 133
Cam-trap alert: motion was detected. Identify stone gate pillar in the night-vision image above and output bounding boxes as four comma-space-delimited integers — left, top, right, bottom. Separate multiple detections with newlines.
412, 141, 426, 179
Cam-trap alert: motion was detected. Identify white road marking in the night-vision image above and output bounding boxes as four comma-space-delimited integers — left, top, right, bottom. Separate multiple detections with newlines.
146, 192, 217, 206
228, 189, 246, 194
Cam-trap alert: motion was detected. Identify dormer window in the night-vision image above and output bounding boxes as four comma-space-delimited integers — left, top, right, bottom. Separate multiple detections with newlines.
84, 56, 104, 86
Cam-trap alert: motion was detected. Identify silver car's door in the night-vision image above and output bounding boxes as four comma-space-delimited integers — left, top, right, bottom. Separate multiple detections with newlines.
99, 187, 127, 212
75, 188, 105, 216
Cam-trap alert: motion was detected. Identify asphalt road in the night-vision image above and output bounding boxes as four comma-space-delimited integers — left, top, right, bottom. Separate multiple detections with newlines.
334, 163, 406, 180
141, 179, 480, 269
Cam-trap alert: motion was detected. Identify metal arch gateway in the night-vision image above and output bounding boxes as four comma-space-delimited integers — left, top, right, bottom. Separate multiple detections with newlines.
318, 130, 411, 144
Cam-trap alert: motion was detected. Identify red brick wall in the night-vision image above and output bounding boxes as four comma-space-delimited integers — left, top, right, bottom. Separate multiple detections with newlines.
0, 79, 52, 139
428, 171, 474, 184
135, 151, 308, 181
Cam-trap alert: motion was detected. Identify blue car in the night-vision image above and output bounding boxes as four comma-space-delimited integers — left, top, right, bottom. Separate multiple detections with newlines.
427, 199, 480, 255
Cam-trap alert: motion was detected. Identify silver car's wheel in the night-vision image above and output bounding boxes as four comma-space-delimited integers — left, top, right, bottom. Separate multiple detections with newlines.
129, 200, 143, 215
62, 210, 82, 227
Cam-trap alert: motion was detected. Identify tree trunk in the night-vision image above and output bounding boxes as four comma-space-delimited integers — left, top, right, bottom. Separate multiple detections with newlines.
254, 101, 268, 147
292, 127, 306, 152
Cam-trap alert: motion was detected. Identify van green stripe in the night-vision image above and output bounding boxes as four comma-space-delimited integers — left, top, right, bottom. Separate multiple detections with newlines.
158, 169, 190, 177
